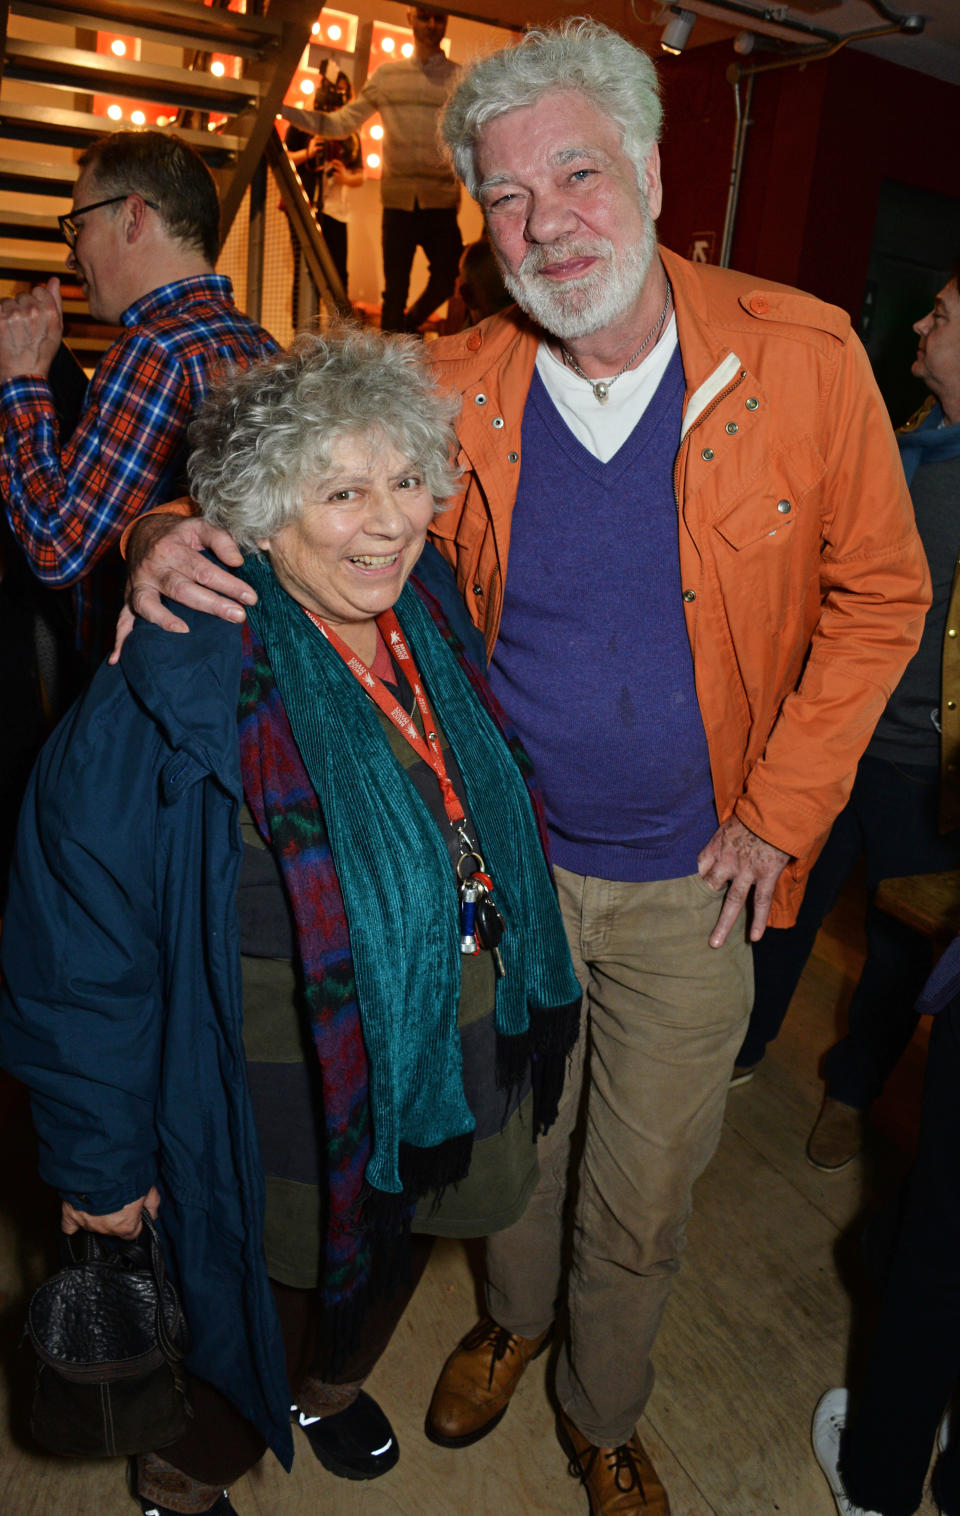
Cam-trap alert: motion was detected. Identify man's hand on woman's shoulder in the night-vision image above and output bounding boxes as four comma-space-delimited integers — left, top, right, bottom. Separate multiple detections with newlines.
111, 512, 257, 663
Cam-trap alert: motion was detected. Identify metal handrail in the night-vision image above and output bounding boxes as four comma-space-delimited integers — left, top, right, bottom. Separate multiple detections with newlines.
266, 126, 351, 321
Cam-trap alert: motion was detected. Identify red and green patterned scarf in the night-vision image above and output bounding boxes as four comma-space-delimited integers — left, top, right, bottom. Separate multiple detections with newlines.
237, 571, 580, 1349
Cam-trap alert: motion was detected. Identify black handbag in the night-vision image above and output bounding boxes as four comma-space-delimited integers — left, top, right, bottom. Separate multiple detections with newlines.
26, 1212, 191, 1457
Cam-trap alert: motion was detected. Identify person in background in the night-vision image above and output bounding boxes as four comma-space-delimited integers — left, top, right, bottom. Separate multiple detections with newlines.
112, 22, 931, 1514
283, 7, 462, 333
284, 66, 363, 313
452, 235, 512, 329
0, 129, 275, 665
0, 327, 581, 1516
812, 930, 960, 1516
734, 259, 960, 1174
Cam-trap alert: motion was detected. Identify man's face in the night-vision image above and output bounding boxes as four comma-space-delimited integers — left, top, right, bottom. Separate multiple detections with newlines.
65, 167, 129, 324
474, 89, 662, 343
407, 7, 447, 52
913, 280, 960, 402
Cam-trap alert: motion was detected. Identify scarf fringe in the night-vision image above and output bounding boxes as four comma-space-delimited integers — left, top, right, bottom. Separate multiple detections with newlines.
317, 1222, 414, 1379
492, 996, 581, 1136
356, 1130, 476, 1238
530, 998, 582, 1136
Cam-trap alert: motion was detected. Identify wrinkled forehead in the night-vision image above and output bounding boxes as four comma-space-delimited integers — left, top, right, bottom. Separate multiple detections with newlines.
474, 90, 624, 181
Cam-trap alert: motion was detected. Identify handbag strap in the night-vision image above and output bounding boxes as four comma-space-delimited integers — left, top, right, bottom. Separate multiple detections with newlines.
61, 1212, 185, 1365
140, 1213, 185, 1364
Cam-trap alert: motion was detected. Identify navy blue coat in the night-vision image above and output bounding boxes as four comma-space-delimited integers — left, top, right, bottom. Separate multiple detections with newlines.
1, 597, 298, 1463
0, 544, 486, 1468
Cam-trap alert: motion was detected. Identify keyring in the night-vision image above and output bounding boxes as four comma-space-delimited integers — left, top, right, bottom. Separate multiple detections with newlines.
456, 850, 485, 882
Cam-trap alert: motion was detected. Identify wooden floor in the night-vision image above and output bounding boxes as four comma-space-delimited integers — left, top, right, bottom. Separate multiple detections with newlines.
0, 884, 941, 1516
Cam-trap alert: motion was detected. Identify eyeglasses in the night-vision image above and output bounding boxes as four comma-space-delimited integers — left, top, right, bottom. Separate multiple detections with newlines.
58, 193, 159, 250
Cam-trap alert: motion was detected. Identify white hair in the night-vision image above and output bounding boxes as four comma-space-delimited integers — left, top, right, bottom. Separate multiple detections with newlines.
440, 19, 662, 200
188, 326, 461, 550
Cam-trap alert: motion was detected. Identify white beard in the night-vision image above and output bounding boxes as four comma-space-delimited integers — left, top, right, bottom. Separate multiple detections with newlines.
499, 208, 657, 341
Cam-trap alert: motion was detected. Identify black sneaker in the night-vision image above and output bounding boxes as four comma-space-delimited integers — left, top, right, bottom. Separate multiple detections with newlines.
129, 1456, 237, 1516
139, 1494, 236, 1515
293, 1390, 399, 1480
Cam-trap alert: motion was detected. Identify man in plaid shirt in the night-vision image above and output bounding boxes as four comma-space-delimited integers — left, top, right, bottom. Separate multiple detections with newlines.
0, 130, 276, 665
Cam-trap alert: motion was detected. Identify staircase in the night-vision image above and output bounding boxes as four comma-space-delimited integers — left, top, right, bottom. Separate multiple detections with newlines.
0, 0, 320, 362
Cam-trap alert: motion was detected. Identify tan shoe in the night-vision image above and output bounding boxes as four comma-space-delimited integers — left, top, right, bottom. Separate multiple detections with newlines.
806, 1095, 865, 1171
558, 1409, 671, 1515
425, 1315, 550, 1448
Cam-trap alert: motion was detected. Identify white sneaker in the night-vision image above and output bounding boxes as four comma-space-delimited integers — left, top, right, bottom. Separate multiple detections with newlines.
811, 1389, 885, 1516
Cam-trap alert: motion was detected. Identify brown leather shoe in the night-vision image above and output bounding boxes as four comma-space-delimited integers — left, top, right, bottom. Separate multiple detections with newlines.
558, 1408, 671, 1515
806, 1095, 865, 1171
425, 1315, 551, 1448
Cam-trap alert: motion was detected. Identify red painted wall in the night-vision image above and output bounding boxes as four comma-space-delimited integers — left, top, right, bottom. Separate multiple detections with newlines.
656, 41, 960, 318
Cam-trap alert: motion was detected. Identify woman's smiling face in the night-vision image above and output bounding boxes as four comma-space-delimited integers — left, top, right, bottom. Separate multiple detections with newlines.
257, 431, 435, 651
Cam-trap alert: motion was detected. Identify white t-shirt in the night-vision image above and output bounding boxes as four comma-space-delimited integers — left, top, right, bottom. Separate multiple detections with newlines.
534, 315, 679, 463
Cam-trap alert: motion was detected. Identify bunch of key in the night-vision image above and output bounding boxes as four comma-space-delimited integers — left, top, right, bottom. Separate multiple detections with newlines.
459, 865, 506, 977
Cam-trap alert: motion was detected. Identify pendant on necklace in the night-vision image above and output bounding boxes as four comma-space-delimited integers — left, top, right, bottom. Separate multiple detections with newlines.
593, 381, 610, 404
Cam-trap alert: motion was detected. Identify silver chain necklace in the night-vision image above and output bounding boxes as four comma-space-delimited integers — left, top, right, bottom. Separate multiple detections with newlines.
561, 277, 673, 404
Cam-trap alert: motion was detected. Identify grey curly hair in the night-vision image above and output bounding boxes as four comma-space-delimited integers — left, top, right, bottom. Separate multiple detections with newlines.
187, 326, 462, 551
440, 19, 662, 202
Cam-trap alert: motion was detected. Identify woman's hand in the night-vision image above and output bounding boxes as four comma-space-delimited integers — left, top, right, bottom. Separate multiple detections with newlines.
61, 1184, 161, 1239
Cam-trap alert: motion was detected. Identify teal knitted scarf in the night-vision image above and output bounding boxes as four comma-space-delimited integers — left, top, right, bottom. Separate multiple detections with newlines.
242, 556, 582, 1198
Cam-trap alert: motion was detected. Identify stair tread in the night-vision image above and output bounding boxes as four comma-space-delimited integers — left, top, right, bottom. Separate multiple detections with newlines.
4, 40, 261, 110
11, 0, 283, 53
0, 100, 242, 156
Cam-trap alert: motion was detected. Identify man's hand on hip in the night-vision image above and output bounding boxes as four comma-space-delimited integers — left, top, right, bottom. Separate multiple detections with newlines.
697, 815, 790, 949
110, 513, 256, 664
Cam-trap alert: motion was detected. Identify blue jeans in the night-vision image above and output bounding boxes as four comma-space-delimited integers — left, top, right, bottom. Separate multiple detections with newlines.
738, 755, 960, 1106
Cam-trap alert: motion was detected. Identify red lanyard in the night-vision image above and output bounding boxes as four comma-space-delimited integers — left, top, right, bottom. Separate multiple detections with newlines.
304, 606, 466, 827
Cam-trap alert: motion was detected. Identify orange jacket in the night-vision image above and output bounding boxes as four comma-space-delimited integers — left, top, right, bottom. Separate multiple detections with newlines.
426, 246, 931, 926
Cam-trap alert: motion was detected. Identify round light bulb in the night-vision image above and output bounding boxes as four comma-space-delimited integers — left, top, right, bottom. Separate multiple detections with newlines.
131, 110, 146, 125
401, 42, 414, 58
381, 36, 395, 52
328, 24, 342, 41
211, 60, 225, 77
107, 103, 123, 120
366, 152, 381, 169
111, 39, 127, 57
311, 21, 320, 34
301, 77, 315, 93
370, 123, 384, 140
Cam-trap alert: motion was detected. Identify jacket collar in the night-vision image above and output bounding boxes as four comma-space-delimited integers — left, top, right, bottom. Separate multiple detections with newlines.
429, 247, 744, 425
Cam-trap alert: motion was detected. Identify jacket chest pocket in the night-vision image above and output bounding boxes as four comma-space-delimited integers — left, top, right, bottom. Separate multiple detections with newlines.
710, 437, 826, 620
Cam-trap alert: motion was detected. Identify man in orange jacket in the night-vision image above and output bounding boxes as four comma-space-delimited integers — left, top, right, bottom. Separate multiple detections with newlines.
120, 22, 929, 1514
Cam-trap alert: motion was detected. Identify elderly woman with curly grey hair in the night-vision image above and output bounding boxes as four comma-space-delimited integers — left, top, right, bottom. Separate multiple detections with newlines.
0, 326, 581, 1516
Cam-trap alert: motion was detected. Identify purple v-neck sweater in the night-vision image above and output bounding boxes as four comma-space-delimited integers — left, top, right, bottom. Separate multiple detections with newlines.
487, 350, 717, 882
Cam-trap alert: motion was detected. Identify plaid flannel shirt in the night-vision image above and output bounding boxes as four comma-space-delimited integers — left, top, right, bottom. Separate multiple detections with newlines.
0, 274, 277, 664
